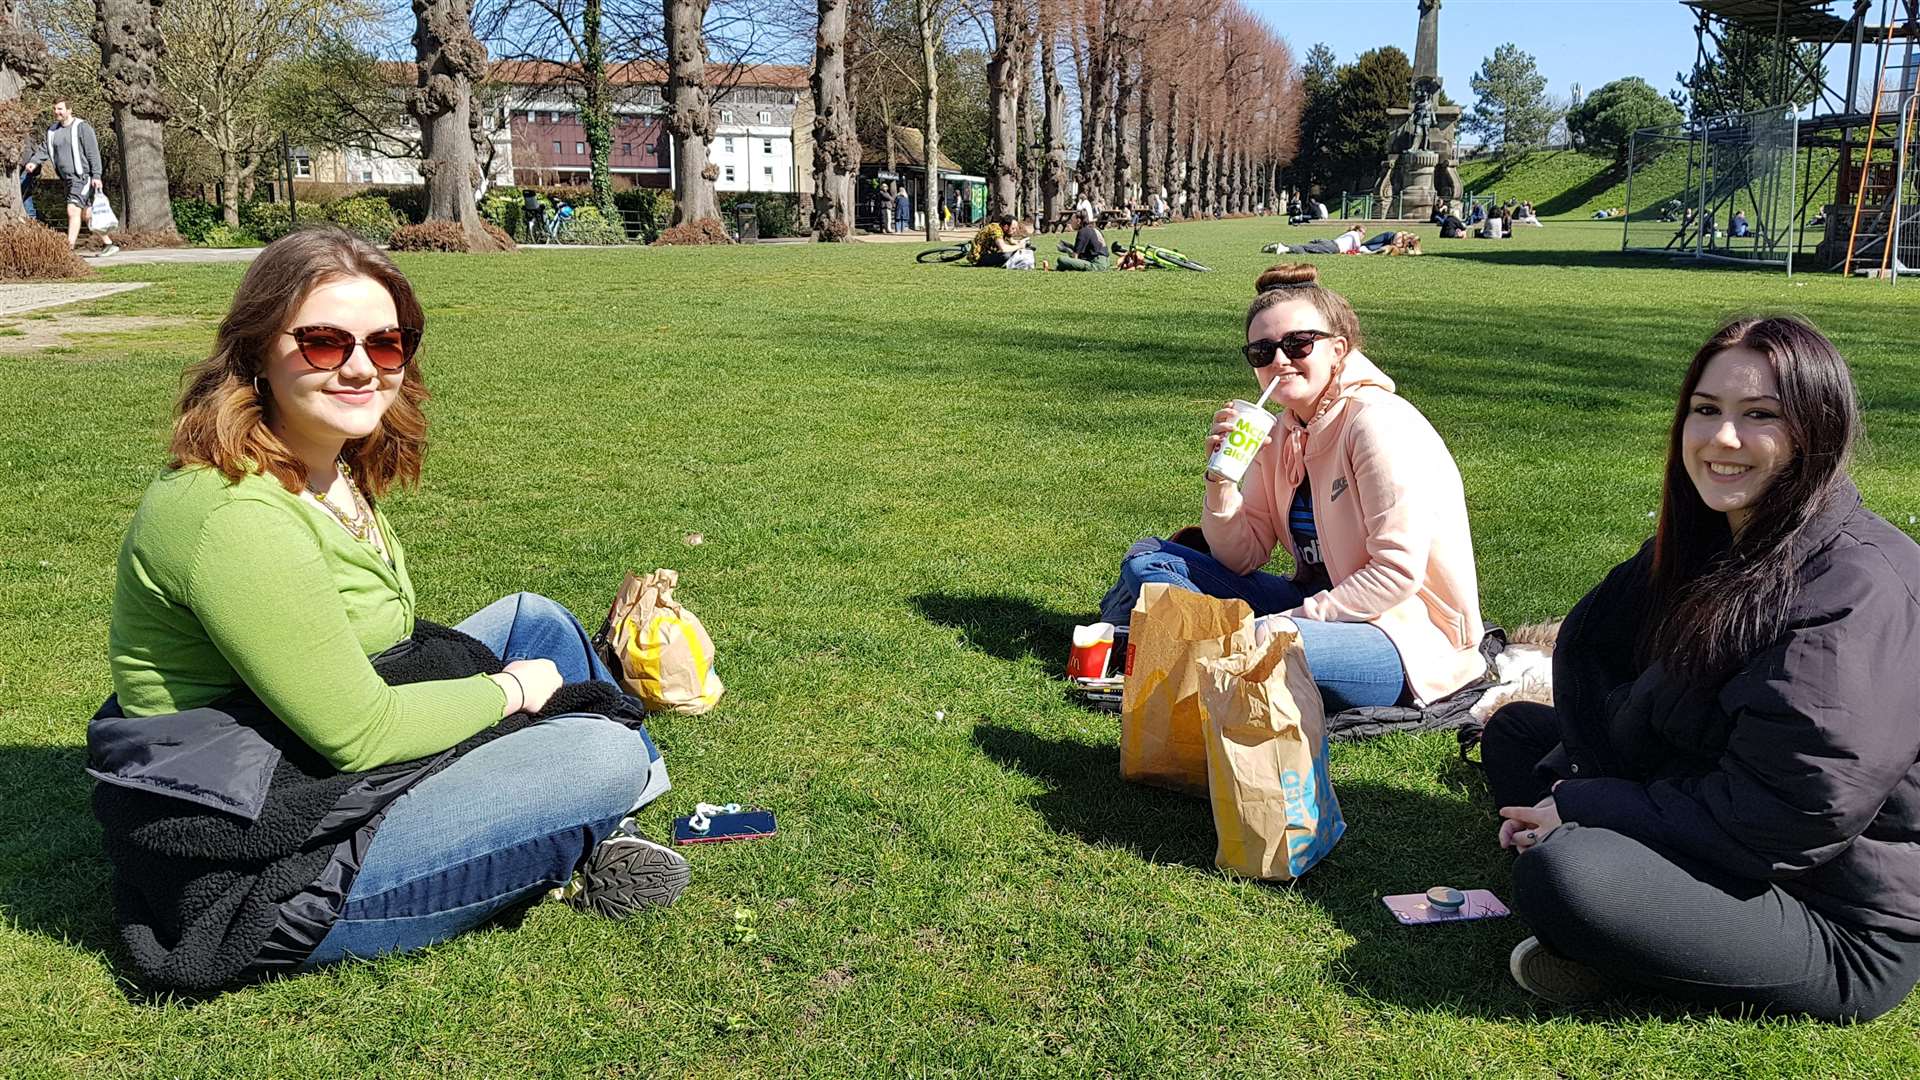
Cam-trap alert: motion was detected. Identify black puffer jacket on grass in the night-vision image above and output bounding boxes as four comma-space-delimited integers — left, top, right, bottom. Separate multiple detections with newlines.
88, 620, 640, 992
1547, 480, 1920, 937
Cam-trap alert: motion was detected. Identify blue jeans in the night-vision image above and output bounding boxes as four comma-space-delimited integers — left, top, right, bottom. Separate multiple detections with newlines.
1099, 538, 1409, 711
301, 593, 669, 967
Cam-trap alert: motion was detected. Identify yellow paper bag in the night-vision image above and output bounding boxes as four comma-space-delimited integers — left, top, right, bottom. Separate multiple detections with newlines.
597, 569, 725, 715
1119, 583, 1256, 796
1197, 629, 1345, 880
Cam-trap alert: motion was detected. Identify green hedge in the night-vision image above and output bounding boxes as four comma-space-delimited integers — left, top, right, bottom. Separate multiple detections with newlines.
721, 193, 800, 239
323, 196, 404, 245
170, 199, 221, 244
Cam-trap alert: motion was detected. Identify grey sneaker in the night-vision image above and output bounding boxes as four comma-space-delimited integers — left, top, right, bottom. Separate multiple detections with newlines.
1509, 936, 1612, 1006
561, 816, 690, 918
100, 243, 121, 257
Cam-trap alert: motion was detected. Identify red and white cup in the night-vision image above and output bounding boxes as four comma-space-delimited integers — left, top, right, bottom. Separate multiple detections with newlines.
1068, 621, 1117, 679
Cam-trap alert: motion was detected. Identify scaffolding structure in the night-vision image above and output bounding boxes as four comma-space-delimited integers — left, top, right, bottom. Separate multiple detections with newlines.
1621, 0, 1920, 278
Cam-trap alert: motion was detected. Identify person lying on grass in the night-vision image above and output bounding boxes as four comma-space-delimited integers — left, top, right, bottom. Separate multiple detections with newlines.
95, 227, 686, 990
1097, 263, 1488, 713
1480, 315, 1920, 1023
1262, 229, 1421, 256
967, 214, 1034, 270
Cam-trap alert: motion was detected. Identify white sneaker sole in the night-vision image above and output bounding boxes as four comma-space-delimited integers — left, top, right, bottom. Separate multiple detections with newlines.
1509, 936, 1611, 1006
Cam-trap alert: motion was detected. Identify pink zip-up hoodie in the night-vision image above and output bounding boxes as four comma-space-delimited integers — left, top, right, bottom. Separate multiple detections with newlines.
1201, 350, 1487, 705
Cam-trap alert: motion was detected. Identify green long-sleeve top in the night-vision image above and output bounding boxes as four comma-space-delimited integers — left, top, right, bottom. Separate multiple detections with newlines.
109, 466, 505, 771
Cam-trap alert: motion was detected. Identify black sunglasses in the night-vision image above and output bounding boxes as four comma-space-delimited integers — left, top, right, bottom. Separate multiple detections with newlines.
285, 325, 421, 372
1243, 330, 1334, 369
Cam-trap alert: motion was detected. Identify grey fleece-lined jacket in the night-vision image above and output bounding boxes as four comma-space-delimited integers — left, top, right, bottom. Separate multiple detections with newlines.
26, 119, 103, 181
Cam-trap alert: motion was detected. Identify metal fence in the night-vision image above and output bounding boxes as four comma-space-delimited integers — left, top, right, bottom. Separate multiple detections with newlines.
1623, 106, 1801, 271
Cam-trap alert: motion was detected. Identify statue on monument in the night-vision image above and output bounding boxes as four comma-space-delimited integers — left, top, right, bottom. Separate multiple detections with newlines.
1371, 0, 1461, 219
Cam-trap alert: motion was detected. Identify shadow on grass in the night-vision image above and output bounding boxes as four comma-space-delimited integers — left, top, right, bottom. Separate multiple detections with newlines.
0, 744, 119, 961
972, 720, 1562, 1018
910, 592, 1088, 668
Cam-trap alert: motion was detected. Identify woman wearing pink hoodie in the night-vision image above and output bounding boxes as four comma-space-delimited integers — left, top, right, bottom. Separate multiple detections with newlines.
1098, 263, 1487, 710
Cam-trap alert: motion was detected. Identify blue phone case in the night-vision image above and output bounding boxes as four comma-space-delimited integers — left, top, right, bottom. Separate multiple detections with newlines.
673, 809, 776, 845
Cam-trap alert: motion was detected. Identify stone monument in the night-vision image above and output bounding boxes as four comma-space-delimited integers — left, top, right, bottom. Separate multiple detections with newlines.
1373, 0, 1462, 220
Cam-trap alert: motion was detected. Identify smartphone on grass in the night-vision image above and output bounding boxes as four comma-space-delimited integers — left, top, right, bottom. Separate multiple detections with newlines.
1382, 888, 1510, 926
672, 809, 777, 845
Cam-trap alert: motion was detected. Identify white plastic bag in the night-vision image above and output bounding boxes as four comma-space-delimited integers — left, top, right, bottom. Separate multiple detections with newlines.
88, 190, 118, 232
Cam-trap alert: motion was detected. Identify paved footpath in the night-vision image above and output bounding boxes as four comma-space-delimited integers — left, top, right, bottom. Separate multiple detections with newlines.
0, 282, 149, 316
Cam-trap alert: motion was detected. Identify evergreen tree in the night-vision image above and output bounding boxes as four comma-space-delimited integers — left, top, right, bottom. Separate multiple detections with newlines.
1293, 42, 1339, 194
1464, 43, 1555, 157
1677, 25, 1824, 119
1326, 45, 1409, 192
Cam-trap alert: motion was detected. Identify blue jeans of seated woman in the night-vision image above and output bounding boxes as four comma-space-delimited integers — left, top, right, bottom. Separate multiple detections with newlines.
301, 593, 669, 968
1098, 538, 1409, 711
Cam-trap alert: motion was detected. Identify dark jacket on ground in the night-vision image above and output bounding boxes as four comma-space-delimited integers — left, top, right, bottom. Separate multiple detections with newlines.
88, 620, 645, 992
1541, 480, 1920, 937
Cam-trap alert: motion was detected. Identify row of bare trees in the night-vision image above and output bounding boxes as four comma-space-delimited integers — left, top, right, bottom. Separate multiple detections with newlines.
807, 0, 1299, 240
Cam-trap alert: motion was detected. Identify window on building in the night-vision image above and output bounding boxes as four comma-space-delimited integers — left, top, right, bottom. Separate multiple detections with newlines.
622, 142, 632, 156
723, 165, 736, 182
526, 110, 536, 122
723, 137, 735, 153
550, 110, 562, 123
294, 155, 312, 178
762, 138, 773, 154
758, 111, 771, 124
359, 168, 373, 183
646, 142, 657, 156
575, 142, 585, 154
553, 140, 563, 154
721, 109, 734, 122
762, 166, 773, 179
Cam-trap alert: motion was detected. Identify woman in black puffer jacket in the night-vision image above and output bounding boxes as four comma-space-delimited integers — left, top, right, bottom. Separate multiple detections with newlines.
1481, 315, 1920, 1022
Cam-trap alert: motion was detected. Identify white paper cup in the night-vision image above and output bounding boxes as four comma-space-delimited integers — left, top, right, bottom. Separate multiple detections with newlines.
1204, 399, 1278, 485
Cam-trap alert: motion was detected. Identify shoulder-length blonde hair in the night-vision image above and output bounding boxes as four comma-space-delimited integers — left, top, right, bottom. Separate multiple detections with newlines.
169, 226, 429, 499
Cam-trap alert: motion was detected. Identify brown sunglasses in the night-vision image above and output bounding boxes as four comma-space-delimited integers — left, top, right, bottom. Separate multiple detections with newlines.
1243, 329, 1334, 369
286, 324, 421, 372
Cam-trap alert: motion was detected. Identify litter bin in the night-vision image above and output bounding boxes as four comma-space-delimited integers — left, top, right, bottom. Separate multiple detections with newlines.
734, 205, 759, 242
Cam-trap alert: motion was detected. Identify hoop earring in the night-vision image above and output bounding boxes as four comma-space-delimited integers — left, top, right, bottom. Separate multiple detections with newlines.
253, 375, 265, 398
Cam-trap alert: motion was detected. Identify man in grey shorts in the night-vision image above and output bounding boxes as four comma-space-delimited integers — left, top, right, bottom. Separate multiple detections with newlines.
24, 99, 117, 256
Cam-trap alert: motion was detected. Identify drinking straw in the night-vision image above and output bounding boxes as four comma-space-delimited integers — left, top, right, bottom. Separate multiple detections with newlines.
1253, 374, 1283, 410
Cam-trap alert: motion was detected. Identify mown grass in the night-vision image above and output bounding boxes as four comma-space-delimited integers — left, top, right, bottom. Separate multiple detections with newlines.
3, 219, 1918, 1078
1459, 147, 1842, 223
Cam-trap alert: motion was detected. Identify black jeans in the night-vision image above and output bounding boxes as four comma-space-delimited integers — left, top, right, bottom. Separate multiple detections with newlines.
1482, 703, 1920, 1022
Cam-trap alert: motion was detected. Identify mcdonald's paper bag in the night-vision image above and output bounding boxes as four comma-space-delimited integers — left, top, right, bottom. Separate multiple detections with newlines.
597, 568, 724, 714
1197, 628, 1345, 880
1119, 583, 1257, 796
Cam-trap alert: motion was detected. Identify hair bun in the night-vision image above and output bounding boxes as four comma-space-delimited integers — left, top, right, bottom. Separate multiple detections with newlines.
1256, 263, 1319, 294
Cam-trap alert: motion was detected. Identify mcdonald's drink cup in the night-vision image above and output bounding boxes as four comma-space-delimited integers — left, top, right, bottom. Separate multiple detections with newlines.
1068, 622, 1117, 679
1205, 399, 1278, 485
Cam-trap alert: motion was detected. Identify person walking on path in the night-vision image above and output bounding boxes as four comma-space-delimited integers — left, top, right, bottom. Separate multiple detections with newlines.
25, 99, 117, 256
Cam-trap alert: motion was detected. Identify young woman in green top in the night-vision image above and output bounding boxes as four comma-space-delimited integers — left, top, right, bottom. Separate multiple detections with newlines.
107, 227, 686, 969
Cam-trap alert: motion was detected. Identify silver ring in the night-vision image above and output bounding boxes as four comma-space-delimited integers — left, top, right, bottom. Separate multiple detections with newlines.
1525, 829, 1538, 842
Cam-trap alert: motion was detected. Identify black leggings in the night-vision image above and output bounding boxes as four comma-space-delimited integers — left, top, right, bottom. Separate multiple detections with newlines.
1482, 703, 1920, 1022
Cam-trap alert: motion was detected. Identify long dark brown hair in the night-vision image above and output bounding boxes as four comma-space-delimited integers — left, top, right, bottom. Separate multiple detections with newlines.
169, 226, 429, 498
1643, 315, 1859, 678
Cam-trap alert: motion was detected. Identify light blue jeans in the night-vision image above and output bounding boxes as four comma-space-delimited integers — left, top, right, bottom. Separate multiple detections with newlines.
301, 593, 669, 967
1099, 538, 1410, 711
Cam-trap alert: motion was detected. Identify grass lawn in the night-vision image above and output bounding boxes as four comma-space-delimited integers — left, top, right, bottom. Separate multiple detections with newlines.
4, 219, 1919, 1077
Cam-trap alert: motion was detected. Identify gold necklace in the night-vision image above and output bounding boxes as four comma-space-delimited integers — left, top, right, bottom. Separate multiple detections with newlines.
308, 460, 376, 543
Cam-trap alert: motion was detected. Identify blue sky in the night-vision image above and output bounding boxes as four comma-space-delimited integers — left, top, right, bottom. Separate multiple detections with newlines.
1248, 0, 1704, 109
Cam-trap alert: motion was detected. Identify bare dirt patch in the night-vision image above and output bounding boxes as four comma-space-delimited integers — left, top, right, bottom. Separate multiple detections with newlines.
0, 313, 188, 354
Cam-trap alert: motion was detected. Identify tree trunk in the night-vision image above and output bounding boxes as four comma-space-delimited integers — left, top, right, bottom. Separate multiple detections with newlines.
914, 0, 940, 241
92, 0, 172, 234
1039, 24, 1066, 224
663, 0, 720, 226
1075, 2, 1112, 208
1, 0, 49, 220
984, 0, 1028, 219
1015, 72, 1036, 219
1182, 115, 1199, 218
810, 0, 858, 239
1137, 70, 1155, 203
1111, 54, 1134, 207
582, 0, 616, 220
1162, 85, 1181, 218
220, 150, 240, 226
410, 0, 501, 249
